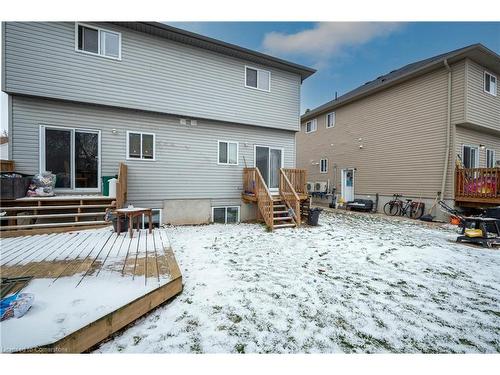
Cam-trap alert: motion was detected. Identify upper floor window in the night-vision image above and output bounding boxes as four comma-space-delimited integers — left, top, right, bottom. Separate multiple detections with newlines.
320, 158, 328, 173
484, 71, 497, 96
76, 23, 121, 60
127, 131, 155, 160
326, 112, 336, 128
486, 149, 496, 168
305, 119, 317, 133
245, 66, 270, 92
462, 145, 479, 168
218, 141, 238, 165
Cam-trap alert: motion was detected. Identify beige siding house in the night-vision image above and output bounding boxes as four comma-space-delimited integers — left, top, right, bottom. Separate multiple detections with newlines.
298, 44, 500, 218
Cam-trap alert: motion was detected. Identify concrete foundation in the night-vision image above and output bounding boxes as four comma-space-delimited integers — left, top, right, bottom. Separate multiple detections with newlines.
163, 199, 211, 225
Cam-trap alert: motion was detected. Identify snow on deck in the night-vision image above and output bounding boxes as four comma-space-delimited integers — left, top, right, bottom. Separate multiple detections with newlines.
0, 227, 176, 352
98, 211, 499, 353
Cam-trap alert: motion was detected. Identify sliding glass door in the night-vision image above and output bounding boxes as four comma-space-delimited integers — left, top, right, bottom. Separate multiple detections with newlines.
255, 146, 283, 190
41, 126, 100, 191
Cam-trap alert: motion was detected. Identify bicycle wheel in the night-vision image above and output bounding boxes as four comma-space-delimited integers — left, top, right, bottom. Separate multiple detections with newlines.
409, 202, 424, 219
383, 201, 400, 216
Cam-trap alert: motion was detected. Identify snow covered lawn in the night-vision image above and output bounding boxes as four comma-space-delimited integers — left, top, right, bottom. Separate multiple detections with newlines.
97, 211, 500, 353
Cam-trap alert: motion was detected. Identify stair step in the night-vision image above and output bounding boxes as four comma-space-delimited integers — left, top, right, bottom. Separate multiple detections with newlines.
0, 204, 115, 211
274, 223, 296, 229
0, 220, 108, 231
0, 212, 107, 220
273, 205, 286, 209
273, 210, 289, 215
273, 216, 293, 221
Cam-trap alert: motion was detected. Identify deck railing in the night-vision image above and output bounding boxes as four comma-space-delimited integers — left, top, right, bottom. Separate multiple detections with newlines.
281, 168, 307, 195
279, 169, 301, 226
243, 167, 257, 196
243, 167, 274, 229
0, 160, 15, 173
116, 162, 128, 208
455, 167, 499, 202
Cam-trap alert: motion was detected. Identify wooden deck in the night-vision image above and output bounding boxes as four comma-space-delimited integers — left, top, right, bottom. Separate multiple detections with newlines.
0, 227, 183, 353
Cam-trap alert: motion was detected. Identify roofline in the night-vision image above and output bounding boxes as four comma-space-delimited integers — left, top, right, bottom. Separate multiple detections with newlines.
302, 43, 500, 121
123, 22, 316, 81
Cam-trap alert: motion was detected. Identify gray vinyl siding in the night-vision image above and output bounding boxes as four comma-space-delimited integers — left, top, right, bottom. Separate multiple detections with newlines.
11, 96, 296, 207
3, 22, 301, 132
465, 59, 500, 131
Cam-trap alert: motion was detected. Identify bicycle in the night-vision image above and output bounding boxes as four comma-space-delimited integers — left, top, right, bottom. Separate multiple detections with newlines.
383, 194, 425, 219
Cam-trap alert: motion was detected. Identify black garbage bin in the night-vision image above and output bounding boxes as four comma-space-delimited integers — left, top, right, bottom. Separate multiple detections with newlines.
112, 215, 129, 234
308, 208, 323, 226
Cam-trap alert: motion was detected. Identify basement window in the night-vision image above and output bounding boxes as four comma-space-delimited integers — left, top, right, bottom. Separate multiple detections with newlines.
484, 71, 497, 96
212, 206, 240, 224
76, 23, 121, 60
141, 209, 162, 229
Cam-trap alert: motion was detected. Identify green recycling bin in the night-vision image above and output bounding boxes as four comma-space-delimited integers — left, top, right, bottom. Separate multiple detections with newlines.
101, 175, 117, 196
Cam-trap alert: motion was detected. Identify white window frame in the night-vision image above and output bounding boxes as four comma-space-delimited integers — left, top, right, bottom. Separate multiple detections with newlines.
484, 71, 497, 96
217, 140, 239, 166
486, 149, 496, 168
326, 112, 336, 128
244, 65, 271, 92
126, 131, 156, 161
212, 206, 240, 224
462, 144, 479, 168
305, 119, 317, 133
141, 209, 162, 229
75, 22, 122, 60
320, 158, 328, 173
39, 124, 102, 193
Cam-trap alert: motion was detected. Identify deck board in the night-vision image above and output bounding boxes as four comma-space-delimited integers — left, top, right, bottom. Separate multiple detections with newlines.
0, 227, 182, 353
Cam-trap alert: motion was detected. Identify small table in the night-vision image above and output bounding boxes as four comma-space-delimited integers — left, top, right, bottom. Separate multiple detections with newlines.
115, 207, 152, 238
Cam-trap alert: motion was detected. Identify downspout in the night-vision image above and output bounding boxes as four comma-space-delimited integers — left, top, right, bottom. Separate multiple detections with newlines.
440, 59, 452, 201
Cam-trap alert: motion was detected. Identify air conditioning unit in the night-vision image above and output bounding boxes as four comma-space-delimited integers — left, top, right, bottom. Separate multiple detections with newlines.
315, 182, 327, 192
306, 181, 314, 193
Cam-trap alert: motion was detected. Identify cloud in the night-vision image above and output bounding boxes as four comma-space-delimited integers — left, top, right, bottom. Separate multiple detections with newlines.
263, 22, 402, 66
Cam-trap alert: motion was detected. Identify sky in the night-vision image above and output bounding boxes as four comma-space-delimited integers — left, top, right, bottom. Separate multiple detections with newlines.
170, 22, 500, 114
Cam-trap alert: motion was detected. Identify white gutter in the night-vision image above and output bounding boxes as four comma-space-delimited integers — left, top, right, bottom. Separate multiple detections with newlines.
440, 59, 452, 199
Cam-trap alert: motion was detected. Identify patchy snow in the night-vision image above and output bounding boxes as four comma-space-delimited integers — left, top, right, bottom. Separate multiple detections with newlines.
97, 211, 500, 353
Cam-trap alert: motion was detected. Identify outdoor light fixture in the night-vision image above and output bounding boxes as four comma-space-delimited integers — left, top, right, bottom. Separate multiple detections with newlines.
479, 144, 486, 150
111, 129, 118, 134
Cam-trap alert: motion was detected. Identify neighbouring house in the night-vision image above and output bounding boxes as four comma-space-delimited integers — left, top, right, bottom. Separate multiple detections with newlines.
297, 44, 500, 218
1, 22, 315, 228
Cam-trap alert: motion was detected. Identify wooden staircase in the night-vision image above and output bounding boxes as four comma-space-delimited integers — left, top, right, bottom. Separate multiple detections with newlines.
272, 195, 297, 229
243, 167, 308, 231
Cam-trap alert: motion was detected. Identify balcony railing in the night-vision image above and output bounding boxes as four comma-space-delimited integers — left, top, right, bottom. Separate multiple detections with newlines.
455, 167, 500, 203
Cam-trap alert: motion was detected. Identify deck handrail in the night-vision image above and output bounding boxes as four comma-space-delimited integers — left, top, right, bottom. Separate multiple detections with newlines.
244, 167, 274, 229
279, 168, 301, 226
254, 168, 274, 230
455, 167, 499, 200
116, 163, 128, 208
281, 168, 307, 195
